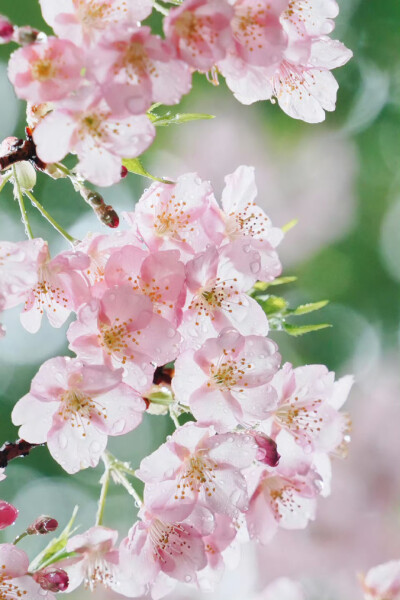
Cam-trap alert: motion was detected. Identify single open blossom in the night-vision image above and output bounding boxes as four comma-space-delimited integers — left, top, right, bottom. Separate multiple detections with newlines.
220, 165, 283, 281
8, 37, 83, 103
0, 543, 55, 600
0, 500, 18, 529
246, 459, 320, 544
137, 423, 258, 524
118, 510, 207, 592
12, 357, 145, 473
125, 173, 224, 259
20, 244, 90, 334
164, 0, 234, 71
39, 0, 153, 47
67, 285, 181, 391
173, 327, 280, 431
361, 560, 400, 600
105, 245, 186, 326
33, 87, 155, 187
91, 26, 192, 115
264, 362, 353, 453
281, 0, 339, 37
56, 527, 121, 592
180, 244, 269, 347
0, 238, 46, 310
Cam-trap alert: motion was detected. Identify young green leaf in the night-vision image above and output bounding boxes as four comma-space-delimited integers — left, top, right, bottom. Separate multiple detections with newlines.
283, 323, 332, 336
122, 158, 174, 183
256, 295, 288, 316
148, 112, 215, 127
288, 300, 329, 316
29, 506, 79, 572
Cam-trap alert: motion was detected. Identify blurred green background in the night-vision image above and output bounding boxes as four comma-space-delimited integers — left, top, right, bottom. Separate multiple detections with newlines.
0, 1, 400, 599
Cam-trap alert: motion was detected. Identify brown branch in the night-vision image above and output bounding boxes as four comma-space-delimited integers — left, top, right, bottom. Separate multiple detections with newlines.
0, 439, 44, 469
0, 128, 46, 172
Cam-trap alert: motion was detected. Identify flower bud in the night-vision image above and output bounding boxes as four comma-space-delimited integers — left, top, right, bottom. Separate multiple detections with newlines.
99, 205, 119, 228
33, 567, 69, 592
0, 15, 14, 44
27, 515, 58, 535
13, 161, 36, 191
13, 26, 40, 45
0, 500, 18, 529
121, 165, 128, 178
250, 432, 280, 467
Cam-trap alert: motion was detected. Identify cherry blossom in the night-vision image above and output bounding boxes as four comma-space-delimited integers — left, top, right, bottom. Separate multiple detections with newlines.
361, 560, 400, 600
164, 0, 234, 72
281, 0, 339, 37
12, 357, 146, 473
19, 244, 90, 334
0, 500, 18, 529
0, 543, 55, 600
33, 87, 155, 187
67, 285, 181, 391
196, 514, 238, 590
256, 577, 306, 600
39, 0, 153, 47
220, 165, 283, 281
8, 37, 83, 103
90, 26, 192, 115
55, 527, 122, 592
180, 244, 269, 347
125, 173, 224, 259
137, 423, 258, 524
118, 510, 207, 591
264, 362, 353, 453
104, 245, 187, 326
0, 238, 46, 310
173, 327, 280, 431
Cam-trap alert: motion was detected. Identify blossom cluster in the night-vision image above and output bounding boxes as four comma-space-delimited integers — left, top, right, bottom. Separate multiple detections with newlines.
2, 0, 351, 186
0, 164, 353, 597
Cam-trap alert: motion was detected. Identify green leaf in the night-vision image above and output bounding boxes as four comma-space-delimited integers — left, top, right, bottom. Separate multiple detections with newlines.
283, 323, 332, 336
257, 295, 288, 316
148, 112, 215, 127
288, 300, 329, 316
29, 506, 79, 572
122, 158, 174, 183
251, 276, 297, 294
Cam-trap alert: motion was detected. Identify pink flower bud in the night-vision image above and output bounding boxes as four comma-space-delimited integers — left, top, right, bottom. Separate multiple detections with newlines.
27, 515, 58, 535
33, 567, 69, 592
251, 432, 280, 467
120, 165, 128, 179
0, 500, 18, 529
0, 15, 14, 44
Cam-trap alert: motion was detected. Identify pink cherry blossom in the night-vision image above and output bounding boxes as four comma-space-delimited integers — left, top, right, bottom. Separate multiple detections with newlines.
180, 244, 269, 347
67, 285, 181, 391
281, 0, 339, 37
173, 327, 280, 431
0, 543, 55, 600
0, 238, 46, 310
220, 165, 283, 281
250, 431, 280, 467
164, 0, 234, 71
246, 459, 320, 544
12, 357, 145, 474
8, 37, 83, 103
0, 500, 18, 529
105, 245, 186, 326
20, 244, 90, 334
90, 26, 192, 115
39, 0, 153, 47
256, 577, 305, 600
137, 423, 257, 524
361, 560, 400, 600
196, 514, 237, 590
125, 173, 224, 259
0, 15, 14, 44
118, 510, 207, 590
33, 87, 155, 187
56, 526, 121, 592
264, 362, 353, 453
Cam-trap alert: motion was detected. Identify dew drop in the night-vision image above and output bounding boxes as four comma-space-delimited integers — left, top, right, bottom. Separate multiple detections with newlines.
112, 419, 126, 434
58, 434, 68, 449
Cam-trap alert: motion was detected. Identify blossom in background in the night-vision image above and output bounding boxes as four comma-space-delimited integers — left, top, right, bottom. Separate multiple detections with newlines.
12, 357, 146, 473
361, 560, 400, 600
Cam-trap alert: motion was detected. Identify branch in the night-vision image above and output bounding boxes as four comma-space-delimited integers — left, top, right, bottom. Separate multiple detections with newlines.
0, 439, 44, 469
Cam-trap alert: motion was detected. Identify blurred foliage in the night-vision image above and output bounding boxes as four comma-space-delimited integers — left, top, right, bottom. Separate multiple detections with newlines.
0, 0, 399, 563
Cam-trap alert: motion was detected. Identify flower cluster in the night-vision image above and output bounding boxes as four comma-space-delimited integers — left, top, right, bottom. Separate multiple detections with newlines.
2, 0, 351, 185
1, 165, 353, 597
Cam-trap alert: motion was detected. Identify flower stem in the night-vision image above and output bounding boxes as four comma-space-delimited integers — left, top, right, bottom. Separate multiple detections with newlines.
0, 171, 12, 194
112, 470, 143, 507
13, 531, 29, 545
12, 166, 34, 239
153, 1, 169, 15
24, 189, 78, 247
104, 451, 143, 507
96, 455, 111, 526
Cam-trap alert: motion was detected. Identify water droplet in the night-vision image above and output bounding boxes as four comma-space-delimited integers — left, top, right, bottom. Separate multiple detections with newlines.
243, 244, 251, 254
185, 575, 192, 582
167, 328, 176, 338
250, 261, 260, 274
112, 419, 126, 434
